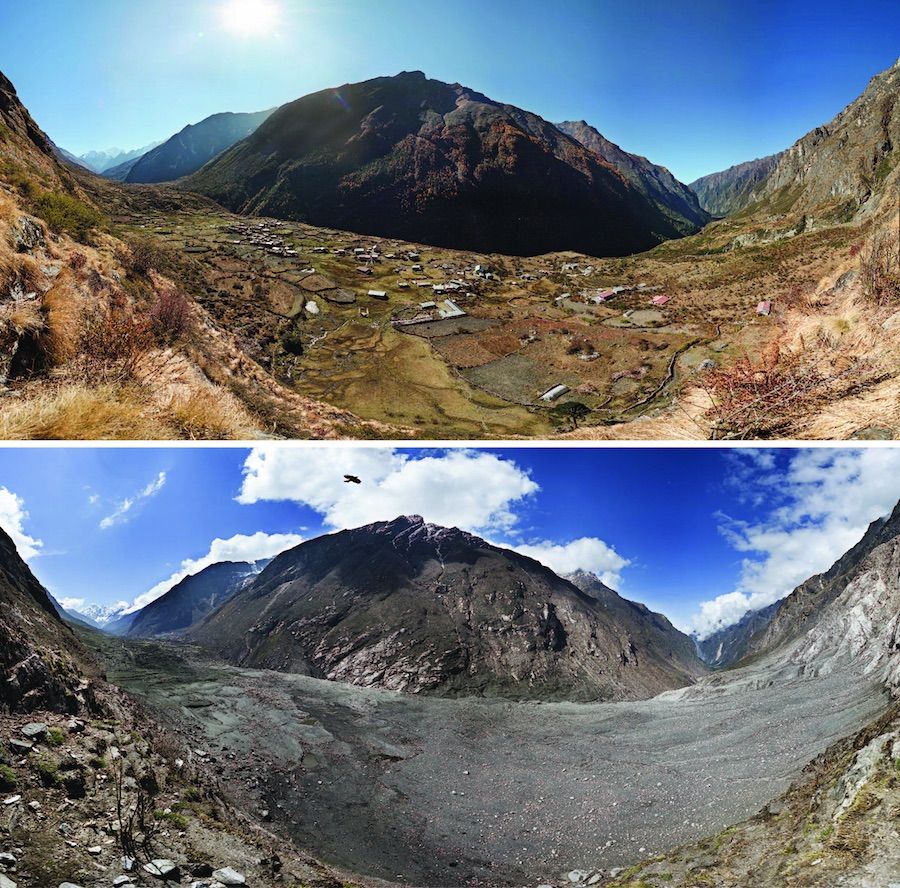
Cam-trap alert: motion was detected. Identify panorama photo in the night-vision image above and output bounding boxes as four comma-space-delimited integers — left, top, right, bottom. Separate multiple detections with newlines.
0, 0, 898, 440
0, 445, 899, 886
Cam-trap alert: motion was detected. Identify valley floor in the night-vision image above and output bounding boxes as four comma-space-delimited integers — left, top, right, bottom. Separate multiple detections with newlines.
95, 636, 888, 887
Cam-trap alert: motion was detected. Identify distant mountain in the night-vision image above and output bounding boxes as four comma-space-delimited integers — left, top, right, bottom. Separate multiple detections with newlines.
556, 120, 710, 234
125, 560, 265, 638
119, 109, 275, 184
689, 153, 783, 217
46, 594, 100, 630
189, 516, 707, 702
694, 601, 781, 668
79, 601, 131, 627
185, 71, 700, 258
76, 142, 161, 174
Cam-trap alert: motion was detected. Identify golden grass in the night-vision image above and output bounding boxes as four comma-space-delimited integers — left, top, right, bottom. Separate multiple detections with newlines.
40, 274, 83, 364
166, 387, 257, 439
4, 300, 43, 335
0, 384, 168, 440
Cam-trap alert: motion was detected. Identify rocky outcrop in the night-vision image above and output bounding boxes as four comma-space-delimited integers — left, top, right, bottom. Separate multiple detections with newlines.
185, 71, 698, 258
752, 58, 900, 220
557, 120, 710, 233
190, 516, 706, 701
689, 153, 783, 216
0, 528, 91, 714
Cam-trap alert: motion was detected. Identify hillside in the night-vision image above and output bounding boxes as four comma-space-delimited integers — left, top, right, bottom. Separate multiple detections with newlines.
557, 120, 710, 233
0, 526, 90, 713
752, 58, 900, 222
189, 515, 707, 701
125, 559, 263, 637
119, 108, 275, 184
689, 152, 783, 216
184, 71, 700, 257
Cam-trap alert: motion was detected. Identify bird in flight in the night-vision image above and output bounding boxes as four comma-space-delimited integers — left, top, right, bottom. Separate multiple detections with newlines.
344, 474, 362, 484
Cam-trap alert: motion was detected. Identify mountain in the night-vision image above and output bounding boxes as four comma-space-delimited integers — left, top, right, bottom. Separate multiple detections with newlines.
556, 120, 710, 234
78, 601, 131, 626
0, 526, 91, 713
184, 71, 701, 258
189, 516, 707, 701
752, 58, 900, 222
76, 142, 160, 174
694, 601, 781, 667
564, 569, 705, 677
689, 153, 784, 216
118, 109, 276, 184
125, 560, 265, 638
746, 501, 900, 672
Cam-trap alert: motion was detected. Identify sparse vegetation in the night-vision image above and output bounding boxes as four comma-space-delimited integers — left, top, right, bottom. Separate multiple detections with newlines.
32, 191, 102, 242
860, 230, 900, 305
0, 764, 17, 791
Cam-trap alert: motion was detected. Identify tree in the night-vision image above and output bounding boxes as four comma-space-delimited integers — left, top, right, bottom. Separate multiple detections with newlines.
549, 401, 591, 429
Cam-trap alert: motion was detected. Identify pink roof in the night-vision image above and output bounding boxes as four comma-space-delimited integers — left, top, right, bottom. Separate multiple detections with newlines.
651, 295, 670, 306
756, 300, 772, 315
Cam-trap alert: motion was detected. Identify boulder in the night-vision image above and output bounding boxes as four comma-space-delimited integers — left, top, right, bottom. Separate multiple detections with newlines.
112, 878, 132, 886
20, 723, 47, 739
211, 868, 246, 886
143, 860, 181, 880
13, 217, 44, 254
0, 877, 14, 888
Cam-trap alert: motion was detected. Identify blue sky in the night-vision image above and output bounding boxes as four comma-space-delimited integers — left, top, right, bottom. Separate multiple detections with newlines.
1, 446, 899, 636
1, 1, 898, 182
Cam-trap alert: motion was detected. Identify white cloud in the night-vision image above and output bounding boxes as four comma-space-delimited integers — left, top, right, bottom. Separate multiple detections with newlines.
690, 449, 900, 638
238, 447, 540, 533
59, 597, 85, 611
0, 486, 43, 561
126, 530, 303, 614
100, 472, 167, 530
508, 537, 630, 588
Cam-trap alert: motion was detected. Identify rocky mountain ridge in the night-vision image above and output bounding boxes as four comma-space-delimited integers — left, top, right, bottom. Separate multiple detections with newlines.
688, 152, 784, 216
557, 120, 710, 233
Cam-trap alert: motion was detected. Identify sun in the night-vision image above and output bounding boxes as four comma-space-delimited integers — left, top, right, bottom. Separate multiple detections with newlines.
220, 0, 280, 37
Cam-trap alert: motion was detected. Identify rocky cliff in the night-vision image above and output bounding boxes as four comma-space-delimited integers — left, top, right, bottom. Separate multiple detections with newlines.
689, 153, 783, 216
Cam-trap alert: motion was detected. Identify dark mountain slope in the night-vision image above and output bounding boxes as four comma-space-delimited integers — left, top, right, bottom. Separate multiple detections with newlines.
565, 569, 705, 680
185, 71, 693, 257
121, 109, 275, 184
190, 516, 707, 702
689, 153, 783, 216
556, 120, 710, 233
694, 600, 781, 667
125, 560, 262, 638
0, 527, 91, 713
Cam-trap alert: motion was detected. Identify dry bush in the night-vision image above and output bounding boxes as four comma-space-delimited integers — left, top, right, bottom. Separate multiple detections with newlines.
40, 277, 82, 364
700, 341, 863, 439
0, 384, 166, 440
76, 293, 154, 381
0, 252, 43, 298
6, 300, 43, 335
117, 237, 168, 277
147, 285, 193, 345
68, 251, 87, 271
860, 231, 900, 305
167, 388, 256, 440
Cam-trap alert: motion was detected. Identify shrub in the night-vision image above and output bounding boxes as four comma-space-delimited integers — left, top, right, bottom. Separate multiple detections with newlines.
0, 764, 17, 791
148, 287, 192, 345
46, 726, 65, 746
549, 401, 591, 429
32, 191, 102, 243
118, 238, 167, 277
68, 252, 87, 271
33, 754, 59, 787
860, 231, 900, 305
78, 295, 153, 381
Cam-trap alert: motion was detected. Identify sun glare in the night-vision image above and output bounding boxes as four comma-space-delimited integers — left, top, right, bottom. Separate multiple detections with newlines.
220, 0, 280, 37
